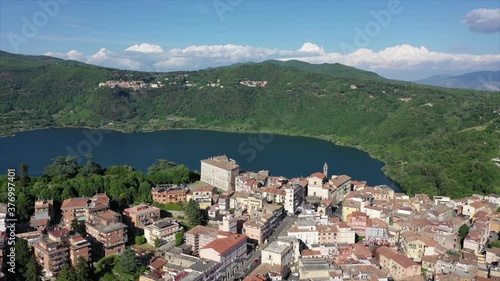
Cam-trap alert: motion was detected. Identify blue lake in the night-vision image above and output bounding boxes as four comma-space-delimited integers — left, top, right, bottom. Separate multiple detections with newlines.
0, 128, 400, 191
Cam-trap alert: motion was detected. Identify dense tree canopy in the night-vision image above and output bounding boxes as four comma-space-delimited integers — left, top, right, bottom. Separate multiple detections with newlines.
0, 158, 192, 223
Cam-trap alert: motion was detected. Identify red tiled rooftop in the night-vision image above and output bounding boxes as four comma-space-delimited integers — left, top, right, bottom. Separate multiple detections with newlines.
202, 233, 247, 255
149, 257, 167, 270
193, 185, 216, 192
186, 225, 219, 236
302, 249, 321, 256
49, 228, 70, 238
61, 197, 88, 209
310, 172, 326, 179
392, 253, 418, 268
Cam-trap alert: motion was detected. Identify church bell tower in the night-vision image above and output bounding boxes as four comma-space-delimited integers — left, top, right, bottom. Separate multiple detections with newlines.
323, 162, 328, 178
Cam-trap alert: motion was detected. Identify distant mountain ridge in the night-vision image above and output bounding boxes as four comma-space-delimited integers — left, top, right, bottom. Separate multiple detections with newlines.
415, 71, 500, 91
263, 60, 386, 81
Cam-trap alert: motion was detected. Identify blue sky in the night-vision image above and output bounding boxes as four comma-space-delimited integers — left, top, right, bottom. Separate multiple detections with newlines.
1, 0, 499, 80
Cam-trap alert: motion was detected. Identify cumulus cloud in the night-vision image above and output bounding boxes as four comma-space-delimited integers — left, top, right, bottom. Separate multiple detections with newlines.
44, 42, 500, 80
44, 50, 85, 61
462, 8, 500, 33
125, 43, 164, 53
87, 48, 142, 70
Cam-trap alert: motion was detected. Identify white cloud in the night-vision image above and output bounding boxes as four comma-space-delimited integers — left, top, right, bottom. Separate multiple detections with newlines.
87, 48, 142, 70
298, 42, 325, 54
125, 43, 164, 53
462, 8, 500, 33
44, 43, 500, 80
44, 50, 85, 61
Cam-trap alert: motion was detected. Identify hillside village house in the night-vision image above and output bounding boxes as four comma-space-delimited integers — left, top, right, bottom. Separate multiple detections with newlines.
200, 155, 240, 191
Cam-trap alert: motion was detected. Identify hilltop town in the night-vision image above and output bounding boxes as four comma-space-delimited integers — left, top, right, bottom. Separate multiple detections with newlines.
1, 155, 499, 281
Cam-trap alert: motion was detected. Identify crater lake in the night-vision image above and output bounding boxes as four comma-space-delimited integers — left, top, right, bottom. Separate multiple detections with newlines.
0, 128, 400, 191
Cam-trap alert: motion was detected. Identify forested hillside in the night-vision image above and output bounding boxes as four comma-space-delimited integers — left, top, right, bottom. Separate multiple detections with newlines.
1, 51, 499, 198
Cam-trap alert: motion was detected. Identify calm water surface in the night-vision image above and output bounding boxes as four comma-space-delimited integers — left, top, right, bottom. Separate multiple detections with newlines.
0, 128, 400, 191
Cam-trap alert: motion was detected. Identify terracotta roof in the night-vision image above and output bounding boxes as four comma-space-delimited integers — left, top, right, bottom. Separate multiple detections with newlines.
61, 197, 88, 209
392, 253, 418, 268
302, 249, 321, 256
375, 246, 397, 259
49, 228, 70, 238
309, 172, 326, 179
193, 185, 216, 192
367, 218, 388, 228
330, 175, 351, 187
186, 225, 219, 236
201, 155, 239, 170
30, 218, 49, 227
96, 210, 119, 221
243, 275, 268, 281
348, 211, 367, 218
352, 243, 372, 258
422, 255, 438, 263
469, 201, 486, 209
201, 233, 247, 255
150, 257, 167, 270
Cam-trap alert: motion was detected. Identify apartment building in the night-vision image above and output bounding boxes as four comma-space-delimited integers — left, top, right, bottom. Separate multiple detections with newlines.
284, 184, 304, 214
123, 204, 161, 230
61, 198, 89, 229
401, 231, 437, 262
219, 214, 237, 233
151, 186, 189, 204
243, 218, 267, 244
199, 233, 247, 270
288, 220, 318, 247
61, 194, 110, 228
33, 229, 70, 277
261, 242, 293, 279
85, 210, 127, 258
144, 218, 181, 246
30, 199, 54, 231
243, 204, 283, 244
316, 222, 356, 245
346, 211, 368, 235
185, 225, 219, 255
186, 185, 216, 209
366, 218, 389, 242
68, 235, 91, 267
375, 246, 421, 281
200, 155, 240, 191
